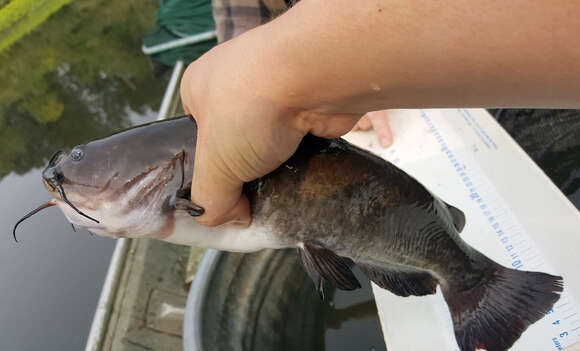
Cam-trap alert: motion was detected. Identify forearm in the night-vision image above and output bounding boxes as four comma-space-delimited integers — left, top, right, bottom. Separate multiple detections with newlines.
236, 0, 580, 116
180, 0, 580, 226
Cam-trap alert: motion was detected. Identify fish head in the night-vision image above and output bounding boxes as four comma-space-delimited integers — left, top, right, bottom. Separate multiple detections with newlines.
44, 138, 190, 239
41, 142, 117, 203
17, 118, 198, 241
39, 143, 114, 237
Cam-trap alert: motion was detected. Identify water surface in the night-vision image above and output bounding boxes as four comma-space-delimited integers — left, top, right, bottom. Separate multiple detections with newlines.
0, 0, 167, 349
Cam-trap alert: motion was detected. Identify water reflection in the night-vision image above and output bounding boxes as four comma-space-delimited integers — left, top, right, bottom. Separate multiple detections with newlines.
0, 0, 167, 349
0, 0, 166, 179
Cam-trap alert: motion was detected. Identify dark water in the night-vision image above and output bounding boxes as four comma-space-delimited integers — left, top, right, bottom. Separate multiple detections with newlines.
323, 268, 386, 351
489, 109, 580, 209
0, 0, 166, 349
0, 172, 118, 350
199, 250, 386, 351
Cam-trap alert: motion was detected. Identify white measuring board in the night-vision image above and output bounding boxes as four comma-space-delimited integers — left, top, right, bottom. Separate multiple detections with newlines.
343, 108, 580, 351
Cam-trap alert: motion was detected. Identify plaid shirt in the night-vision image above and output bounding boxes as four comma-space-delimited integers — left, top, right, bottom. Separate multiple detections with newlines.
212, 0, 294, 43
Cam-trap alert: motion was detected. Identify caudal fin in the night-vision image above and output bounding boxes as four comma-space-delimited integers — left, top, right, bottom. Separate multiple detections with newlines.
442, 264, 563, 351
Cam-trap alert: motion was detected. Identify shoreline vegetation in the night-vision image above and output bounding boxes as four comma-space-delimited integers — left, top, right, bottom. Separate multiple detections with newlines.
0, 0, 165, 180
0, 0, 71, 53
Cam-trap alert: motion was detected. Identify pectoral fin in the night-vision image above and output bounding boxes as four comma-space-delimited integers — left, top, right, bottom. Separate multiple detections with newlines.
297, 241, 361, 298
169, 190, 204, 217
358, 263, 438, 297
297, 248, 325, 298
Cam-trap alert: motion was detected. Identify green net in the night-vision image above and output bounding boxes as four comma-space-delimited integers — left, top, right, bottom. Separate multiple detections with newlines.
142, 0, 217, 66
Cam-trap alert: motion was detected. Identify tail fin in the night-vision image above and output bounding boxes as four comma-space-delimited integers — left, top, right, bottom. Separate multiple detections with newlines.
442, 264, 563, 351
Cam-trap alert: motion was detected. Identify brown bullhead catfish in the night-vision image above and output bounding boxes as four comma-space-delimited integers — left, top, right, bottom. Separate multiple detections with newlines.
14, 116, 562, 351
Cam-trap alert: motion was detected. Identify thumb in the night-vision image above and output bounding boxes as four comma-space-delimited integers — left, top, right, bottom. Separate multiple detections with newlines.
190, 129, 251, 227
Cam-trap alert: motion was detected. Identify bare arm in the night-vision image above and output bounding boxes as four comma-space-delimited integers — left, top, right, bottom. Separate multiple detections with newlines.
180, 0, 580, 226
267, 0, 580, 113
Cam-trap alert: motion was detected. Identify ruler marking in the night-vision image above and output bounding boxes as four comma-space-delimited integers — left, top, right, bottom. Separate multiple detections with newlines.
422, 110, 580, 349
502, 225, 517, 232
562, 308, 575, 315
493, 212, 508, 220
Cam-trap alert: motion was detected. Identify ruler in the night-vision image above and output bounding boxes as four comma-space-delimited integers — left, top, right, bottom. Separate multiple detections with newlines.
344, 108, 580, 350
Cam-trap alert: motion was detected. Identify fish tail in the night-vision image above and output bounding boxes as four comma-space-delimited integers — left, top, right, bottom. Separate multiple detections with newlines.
441, 262, 563, 351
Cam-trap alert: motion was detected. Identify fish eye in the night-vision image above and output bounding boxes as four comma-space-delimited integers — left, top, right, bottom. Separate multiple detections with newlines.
70, 148, 84, 162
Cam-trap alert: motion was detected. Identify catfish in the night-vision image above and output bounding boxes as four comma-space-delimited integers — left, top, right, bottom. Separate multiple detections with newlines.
13, 116, 562, 351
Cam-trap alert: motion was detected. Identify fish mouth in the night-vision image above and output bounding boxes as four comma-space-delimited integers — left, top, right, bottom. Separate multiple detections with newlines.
41, 151, 100, 225
13, 151, 100, 242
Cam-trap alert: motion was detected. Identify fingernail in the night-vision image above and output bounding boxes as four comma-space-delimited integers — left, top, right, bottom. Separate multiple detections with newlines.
229, 217, 251, 227
380, 136, 392, 147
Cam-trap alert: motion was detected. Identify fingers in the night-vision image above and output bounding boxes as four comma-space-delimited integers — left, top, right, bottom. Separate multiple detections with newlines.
366, 110, 393, 148
353, 114, 373, 131
297, 111, 361, 139
226, 195, 251, 226
351, 111, 393, 148
180, 61, 251, 227
189, 123, 252, 227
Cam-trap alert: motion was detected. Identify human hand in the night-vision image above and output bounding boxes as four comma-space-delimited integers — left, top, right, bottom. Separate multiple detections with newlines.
180, 46, 299, 227
351, 110, 393, 148
180, 36, 361, 227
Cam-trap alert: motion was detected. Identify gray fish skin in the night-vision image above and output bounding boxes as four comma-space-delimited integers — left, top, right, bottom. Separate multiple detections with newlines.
246, 135, 485, 286
35, 116, 562, 351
